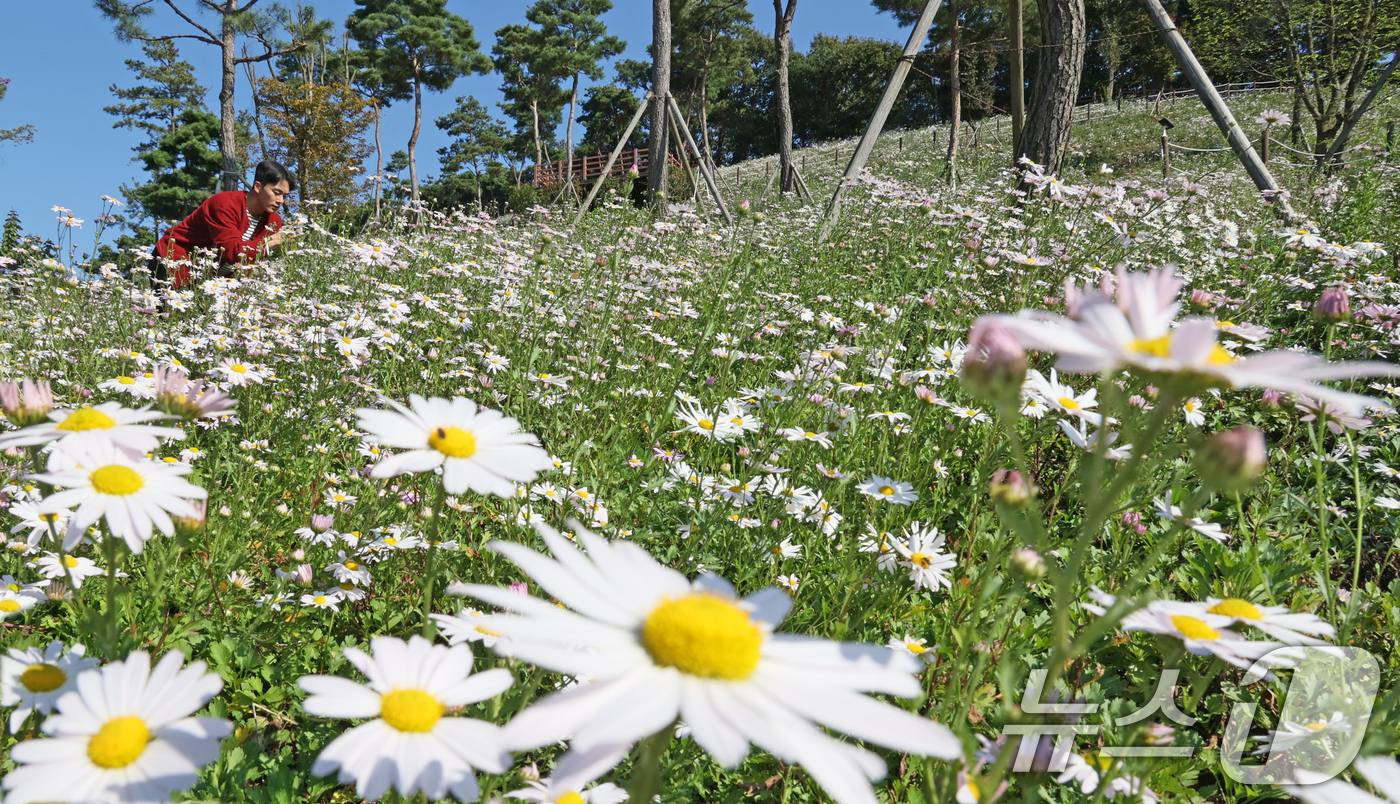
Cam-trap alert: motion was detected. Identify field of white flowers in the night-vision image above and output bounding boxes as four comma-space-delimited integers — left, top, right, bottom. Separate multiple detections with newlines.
2, 93, 1400, 804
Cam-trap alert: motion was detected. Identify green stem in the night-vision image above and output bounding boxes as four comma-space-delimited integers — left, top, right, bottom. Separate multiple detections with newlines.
1344, 428, 1366, 636
420, 482, 449, 639
627, 725, 674, 804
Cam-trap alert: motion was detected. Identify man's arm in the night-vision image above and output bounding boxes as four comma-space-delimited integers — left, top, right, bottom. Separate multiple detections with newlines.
203, 194, 261, 265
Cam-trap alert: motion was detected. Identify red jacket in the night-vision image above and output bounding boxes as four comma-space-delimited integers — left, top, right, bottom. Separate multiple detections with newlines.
156, 191, 282, 289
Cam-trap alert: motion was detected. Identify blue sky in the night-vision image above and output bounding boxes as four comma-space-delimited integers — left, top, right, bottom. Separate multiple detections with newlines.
0, 0, 908, 248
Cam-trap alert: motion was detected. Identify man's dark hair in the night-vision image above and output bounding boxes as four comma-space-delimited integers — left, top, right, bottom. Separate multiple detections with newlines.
253, 160, 297, 192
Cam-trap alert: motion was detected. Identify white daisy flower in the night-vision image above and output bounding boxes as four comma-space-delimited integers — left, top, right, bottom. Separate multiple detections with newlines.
1200, 597, 1336, 645
1, 640, 100, 733
2, 650, 230, 804
456, 520, 961, 804
0, 402, 183, 453
887, 636, 935, 663
1153, 491, 1230, 543
889, 522, 957, 592
8, 500, 71, 547
301, 590, 343, 611
857, 476, 919, 505
298, 635, 513, 802
1026, 369, 1102, 423
356, 394, 552, 497
215, 358, 267, 386
34, 552, 109, 589
987, 267, 1400, 414
505, 743, 630, 804
0, 587, 42, 620
326, 551, 372, 586
432, 606, 504, 648
1284, 754, 1400, 803
32, 432, 207, 553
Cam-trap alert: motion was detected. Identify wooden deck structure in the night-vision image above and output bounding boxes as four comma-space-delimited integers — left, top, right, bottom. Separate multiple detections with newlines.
533, 148, 689, 187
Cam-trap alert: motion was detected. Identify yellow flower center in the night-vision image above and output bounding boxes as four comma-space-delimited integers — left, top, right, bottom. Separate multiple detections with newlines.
909, 552, 933, 568
87, 716, 150, 768
1305, 721, 1328, 732
343, 561, 360, 571
429, 426, 477, 458
642, 593, 762, 680
906, 642, 926, 654
557, 792, 585, 804
879, 486, 895, 496
55, 408, 116, 432
1171, 615, 1220, 641
964, 779, 980, 801
1059, 397, 1080, 410
380, 689, 444, 732
1207, 598, 1263, 620
313, 596, 328, 605
698, 419, 715, 431
117, 376, 136, 385
90, 465, 144, 496
64, 556, 80, 568
230, 364, 247, 374
340, 582, 355, 590
20, 663, 67, 692
1130, 333, 1235, 364
0, 599, 20, 612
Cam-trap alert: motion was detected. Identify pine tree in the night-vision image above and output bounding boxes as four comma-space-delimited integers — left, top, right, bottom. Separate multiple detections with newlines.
346, 0, 493, 205
525, 0, 626, 188
435, 96, 510, 210
96, 1, 308, 192
129, 107, 225, 224
492, 23, 568, 174
0, 77, 37, 148
1, 209, 22, 256
104, 41, 207, 152
257, 78, 376, 210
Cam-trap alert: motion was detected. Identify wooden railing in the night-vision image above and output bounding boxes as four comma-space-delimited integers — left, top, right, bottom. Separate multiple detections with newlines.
533, 148, 691, 187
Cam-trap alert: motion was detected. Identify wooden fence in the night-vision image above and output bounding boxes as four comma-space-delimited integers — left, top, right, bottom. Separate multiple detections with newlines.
533, 148, 693, 187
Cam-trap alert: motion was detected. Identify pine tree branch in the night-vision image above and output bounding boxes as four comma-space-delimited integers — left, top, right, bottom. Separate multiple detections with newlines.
161, 0, 221, 42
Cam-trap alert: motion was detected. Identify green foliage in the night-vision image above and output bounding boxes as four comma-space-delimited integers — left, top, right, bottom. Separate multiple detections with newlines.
0, 76, 37, 148
127, 107, 224, 223
492, 22, 570, 167
435, 95, 510, 176
1, 209, 21, 256
103, 40, 206, 151
577, 84, 641, 155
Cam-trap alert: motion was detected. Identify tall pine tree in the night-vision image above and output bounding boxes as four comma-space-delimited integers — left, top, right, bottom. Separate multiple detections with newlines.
346, 0, 493, 204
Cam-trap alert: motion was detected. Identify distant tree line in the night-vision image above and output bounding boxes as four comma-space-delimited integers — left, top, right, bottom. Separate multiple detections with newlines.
52, 0, 1397, 238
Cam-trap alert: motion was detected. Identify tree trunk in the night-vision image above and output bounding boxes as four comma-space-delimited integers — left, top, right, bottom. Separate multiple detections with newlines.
1008, 0, 1025, 157
945, 0, 961, 181
219, 2, 240, 192
773, 0, 798, 192
373, 100, 383, 224
700, 76, 715, 168
565, 72, 580, 190
1019, 0, 1086, 174
409, 70, 423, 204
649, 0, 672, 209
532, 99, 544, 171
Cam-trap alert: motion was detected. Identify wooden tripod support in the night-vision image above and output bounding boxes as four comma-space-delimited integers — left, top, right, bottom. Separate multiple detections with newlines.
573, 92, 654, 228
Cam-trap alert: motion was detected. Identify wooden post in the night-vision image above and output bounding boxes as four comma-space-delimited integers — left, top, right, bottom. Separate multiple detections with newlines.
757, 158, 782, 207
1388, 121, 1396, 159
1135, 0, 1295, 219
666, 92, 733, 225
899, 135, 904, 151
573, 92, 653, 228
1261, 126, 1271, 164
1161, 131, 1170, 177
791, 164, 815, 202
819, 0, 943, 240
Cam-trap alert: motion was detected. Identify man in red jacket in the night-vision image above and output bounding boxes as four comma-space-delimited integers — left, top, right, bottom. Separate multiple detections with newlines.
153, 160, 295, 290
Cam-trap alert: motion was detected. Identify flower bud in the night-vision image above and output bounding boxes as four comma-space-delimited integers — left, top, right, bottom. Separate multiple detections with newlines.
172, 500, 207, 541
294, 563, 315, 585
1010, 547, 1046, 580
520, 763, 540, 783
960, 319, 1027, 402
1195, 426, 1267, 492
310, 513, 335, 532
1314, 287, 1350, 323
990, 469, 1034, 506
0, 379, 54, 427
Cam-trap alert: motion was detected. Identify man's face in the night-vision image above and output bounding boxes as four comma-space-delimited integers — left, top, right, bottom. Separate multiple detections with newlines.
250, 179, 292, 214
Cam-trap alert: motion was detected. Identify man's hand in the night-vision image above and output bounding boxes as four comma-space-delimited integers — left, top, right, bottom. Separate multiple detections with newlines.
264, 231, 287, 249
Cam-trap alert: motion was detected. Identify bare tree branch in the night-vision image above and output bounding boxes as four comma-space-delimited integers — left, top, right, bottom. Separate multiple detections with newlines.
161, 0, 221, 41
